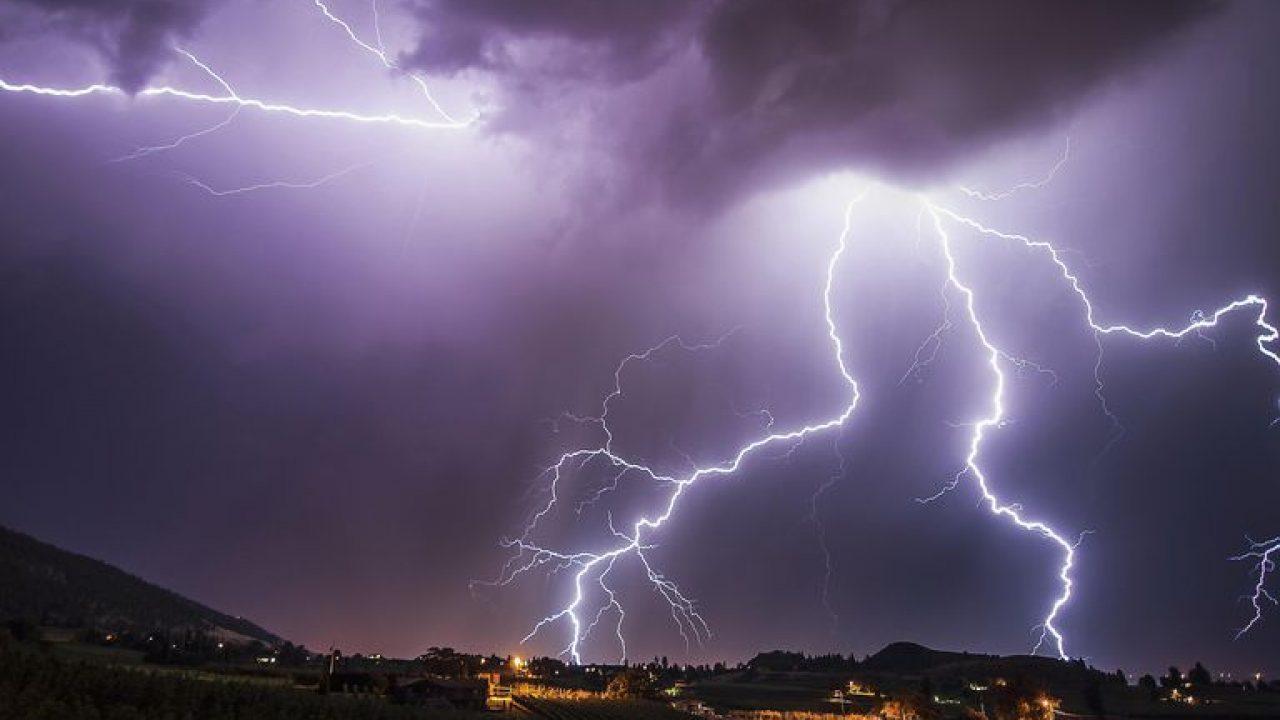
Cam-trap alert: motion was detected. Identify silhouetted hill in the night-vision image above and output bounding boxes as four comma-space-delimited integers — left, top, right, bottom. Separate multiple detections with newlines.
860, 641, 991, 674
742, 642, 1120, 697
858, 641, 1114, 685
0, 525, 279, 644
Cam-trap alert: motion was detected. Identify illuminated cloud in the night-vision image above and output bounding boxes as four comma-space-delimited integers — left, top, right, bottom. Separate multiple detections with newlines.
4, 0, 217, 92
402, 0, 1215, 206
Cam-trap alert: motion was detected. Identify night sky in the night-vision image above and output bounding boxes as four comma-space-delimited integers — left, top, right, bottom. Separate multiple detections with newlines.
1, 0, 1278, 679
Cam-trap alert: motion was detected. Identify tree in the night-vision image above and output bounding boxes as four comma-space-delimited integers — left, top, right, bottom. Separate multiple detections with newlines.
1188, 662, 1212, 687
605, 668, 654, 698
1083, 678, 1104, 718
1138, 674, 1158, 698
1161, 666, 1182, 689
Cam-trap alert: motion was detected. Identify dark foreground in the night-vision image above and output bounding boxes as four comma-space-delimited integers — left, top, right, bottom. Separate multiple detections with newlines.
0, 645, 485, 720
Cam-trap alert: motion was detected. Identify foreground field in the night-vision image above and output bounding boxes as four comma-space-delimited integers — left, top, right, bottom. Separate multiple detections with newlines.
0, 646, 485, 720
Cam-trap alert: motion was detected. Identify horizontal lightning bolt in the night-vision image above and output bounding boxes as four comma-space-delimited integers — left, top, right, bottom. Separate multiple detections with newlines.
0, 52, 473, 130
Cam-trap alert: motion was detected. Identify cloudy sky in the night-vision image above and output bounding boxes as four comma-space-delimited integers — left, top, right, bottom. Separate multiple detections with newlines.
1, 0, 1277, 677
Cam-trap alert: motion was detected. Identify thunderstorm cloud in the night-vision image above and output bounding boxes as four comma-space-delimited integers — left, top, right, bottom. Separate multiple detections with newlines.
6, 0, 1216, 196
401, 0, 1216, 205
1, 0, 1276, 678
3, 0, 215, 92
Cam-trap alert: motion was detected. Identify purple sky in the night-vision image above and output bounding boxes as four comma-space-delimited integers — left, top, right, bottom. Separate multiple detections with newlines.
1, 0, 1278, 678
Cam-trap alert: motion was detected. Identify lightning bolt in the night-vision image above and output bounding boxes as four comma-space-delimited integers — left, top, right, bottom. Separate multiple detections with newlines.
109, 49, 242, 162
486, 193, 867, 664
0, 12, 473, 134
922, 202, 1082, 659
924, 199, 1280, 646
309, 0, 472, 126
956, 138, 1071, 201
177, 162, 370, 197
0, 73, 469, 129
809, 435, 846, 636
1, 12, 473, 192
496, 172, 1280, 664
1231, 537, 1279, 638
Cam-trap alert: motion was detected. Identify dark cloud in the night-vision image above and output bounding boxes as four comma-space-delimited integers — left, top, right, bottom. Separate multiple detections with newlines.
687, 0, 1215, 196
4, 0, 215, 92
405, 0, 1217, 206
1, 0, 1275, 676
403, 0, 700, 82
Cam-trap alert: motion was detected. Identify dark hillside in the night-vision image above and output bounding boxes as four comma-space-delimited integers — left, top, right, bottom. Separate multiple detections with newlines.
0, 525, 279, 644
860, 641, 992, 674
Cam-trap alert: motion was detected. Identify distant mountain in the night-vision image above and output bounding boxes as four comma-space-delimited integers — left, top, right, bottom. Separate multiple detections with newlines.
859, 641, 1115, 692
0, 525, 280, 645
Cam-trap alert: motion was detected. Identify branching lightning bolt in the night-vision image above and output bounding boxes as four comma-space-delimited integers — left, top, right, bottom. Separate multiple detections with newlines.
5, 6, 1274, 658
956, 138, 1071, 201
809, 435, 846, 636
494, 174, 1280, 663
923, 199, 1280, 646
1231, 537, 1279, 638
309, 0, 472, 126
110, 48, 241, 163
1, 6, 473, 194
923, 203, 1082, 659
177, 162, 370, 197
0, 72, 470, 129
0, 2, 473, 134
484, 194, 867, 664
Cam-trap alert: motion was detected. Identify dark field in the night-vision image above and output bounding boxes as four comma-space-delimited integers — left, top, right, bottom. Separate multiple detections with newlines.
0, 645, 486, 720
516, 695, 694, 720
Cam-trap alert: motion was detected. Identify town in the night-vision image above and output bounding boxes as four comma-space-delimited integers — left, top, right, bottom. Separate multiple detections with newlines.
6, 620, 1280, 720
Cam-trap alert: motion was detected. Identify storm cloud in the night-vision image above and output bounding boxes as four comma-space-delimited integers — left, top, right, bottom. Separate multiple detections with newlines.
3, 0, 1220, 198
404, 0, 1216, 205
0, 0, 1276, 678
3, 0, 214, 92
